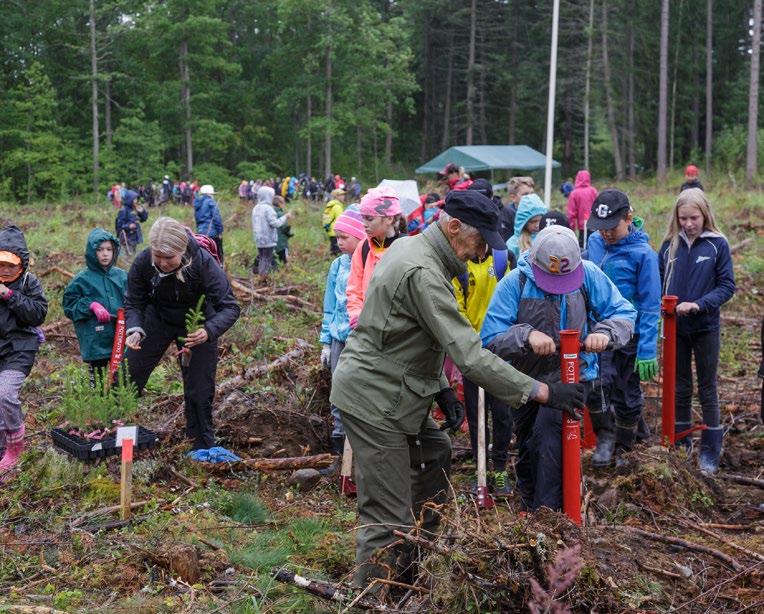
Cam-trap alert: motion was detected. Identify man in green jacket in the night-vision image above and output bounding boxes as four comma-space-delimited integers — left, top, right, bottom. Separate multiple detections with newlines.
330, 190, 586, 588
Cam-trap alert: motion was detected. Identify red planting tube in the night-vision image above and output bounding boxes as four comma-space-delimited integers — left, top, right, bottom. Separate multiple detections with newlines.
661, 296, 678, 447
108, 308, 126, 387
559, 329, 582, 526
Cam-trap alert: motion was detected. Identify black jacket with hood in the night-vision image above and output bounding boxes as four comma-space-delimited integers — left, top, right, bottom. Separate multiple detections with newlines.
0, 226, 48, 367
125, 234, 240, 340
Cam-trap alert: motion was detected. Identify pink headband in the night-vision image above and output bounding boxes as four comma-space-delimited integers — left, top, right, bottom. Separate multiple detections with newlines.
333, 209, 366, 240
359, 186, 402, 217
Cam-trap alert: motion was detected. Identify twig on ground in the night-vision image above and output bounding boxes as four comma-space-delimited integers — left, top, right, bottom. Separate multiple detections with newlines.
718, 473, 764, 489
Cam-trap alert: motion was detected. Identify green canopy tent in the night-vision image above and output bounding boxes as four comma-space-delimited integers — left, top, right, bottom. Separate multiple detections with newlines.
415, 145, 560, 175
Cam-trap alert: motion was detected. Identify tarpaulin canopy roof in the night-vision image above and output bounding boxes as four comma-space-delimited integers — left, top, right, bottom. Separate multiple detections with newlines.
416, 145, 560, 174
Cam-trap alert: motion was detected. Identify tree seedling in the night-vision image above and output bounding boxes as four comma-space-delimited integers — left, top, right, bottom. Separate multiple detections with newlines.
178, 294, 206, 367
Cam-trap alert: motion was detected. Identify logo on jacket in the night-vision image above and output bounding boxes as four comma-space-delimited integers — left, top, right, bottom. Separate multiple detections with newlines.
596, 204, 611, 218
548, 255, 572, 273
695, 255, 710, 264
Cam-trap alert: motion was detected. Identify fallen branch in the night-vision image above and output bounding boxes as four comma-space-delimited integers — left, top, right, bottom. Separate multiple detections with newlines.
392, 529, 455, 556
69, 500, 150, 527
730, 238, 753, 254
718, 473, 764, 489
230, 278, 316, 312
203, 453, 333, 473
271, 568, 388, 611
4, 607, 68, 614
38, 265, 75, 279
41, 319, 70, 333
688, 523, 764, 563
699, 522, 762, 532
608, 525, 743, 571
636, 560, 687, 581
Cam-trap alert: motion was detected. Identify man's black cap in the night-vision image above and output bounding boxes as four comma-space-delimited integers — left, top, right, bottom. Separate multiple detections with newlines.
588, 189, 631, 231
468, 178, 493, 199
443, 190, 506, 250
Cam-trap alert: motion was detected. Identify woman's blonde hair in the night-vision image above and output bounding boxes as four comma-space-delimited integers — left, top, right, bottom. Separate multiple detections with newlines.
662, 188, 724, 292
149, 217, 191, 281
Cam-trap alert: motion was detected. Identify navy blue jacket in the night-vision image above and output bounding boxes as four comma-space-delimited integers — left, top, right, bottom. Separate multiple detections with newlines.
115, 201, 149, 247
659, 232, 735, 336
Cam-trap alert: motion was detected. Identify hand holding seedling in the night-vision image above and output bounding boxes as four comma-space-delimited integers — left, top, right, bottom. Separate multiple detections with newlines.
183, 328, 208, 348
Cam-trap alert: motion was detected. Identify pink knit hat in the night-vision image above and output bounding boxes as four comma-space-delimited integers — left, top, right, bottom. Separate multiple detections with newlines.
359, 186, 402, 217
333, 209, 366, 240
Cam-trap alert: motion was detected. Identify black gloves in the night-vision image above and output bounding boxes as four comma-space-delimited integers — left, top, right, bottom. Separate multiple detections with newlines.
546, 382, 586, 420
434, 387, 465, 433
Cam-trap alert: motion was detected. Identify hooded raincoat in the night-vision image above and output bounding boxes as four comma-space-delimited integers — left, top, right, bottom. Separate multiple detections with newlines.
63, 229, 127, 362
566, 170, 598, 231
505, 195, 547, 259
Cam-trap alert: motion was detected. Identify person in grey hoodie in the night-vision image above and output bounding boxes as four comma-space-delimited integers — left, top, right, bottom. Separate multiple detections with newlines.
251, 185, 293, 279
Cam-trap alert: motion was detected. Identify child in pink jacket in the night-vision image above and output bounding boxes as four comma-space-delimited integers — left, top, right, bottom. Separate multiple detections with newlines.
567, 170, 598, 247
346, 186, 404, 327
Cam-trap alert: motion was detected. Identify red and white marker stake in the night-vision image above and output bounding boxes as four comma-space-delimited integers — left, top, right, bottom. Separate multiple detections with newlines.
120, 437, 134, 520
339, 438, 356, 496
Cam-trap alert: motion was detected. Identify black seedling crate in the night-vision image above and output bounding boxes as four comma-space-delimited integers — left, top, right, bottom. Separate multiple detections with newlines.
50, 426, 159, 461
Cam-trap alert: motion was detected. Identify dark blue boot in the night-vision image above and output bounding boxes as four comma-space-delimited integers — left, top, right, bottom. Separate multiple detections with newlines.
698, 426, 723, 475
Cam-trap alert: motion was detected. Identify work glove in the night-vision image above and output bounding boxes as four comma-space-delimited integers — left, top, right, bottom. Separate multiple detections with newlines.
320, 344, 332, 369
546, 382, 586, 420
635, 358, 659, 381
434, 387, 465, 434
349, 316, 359, 330
89, 301, 111, 323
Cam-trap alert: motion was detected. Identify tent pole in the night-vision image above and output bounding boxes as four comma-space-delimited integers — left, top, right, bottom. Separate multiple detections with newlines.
543, 0, 560, 207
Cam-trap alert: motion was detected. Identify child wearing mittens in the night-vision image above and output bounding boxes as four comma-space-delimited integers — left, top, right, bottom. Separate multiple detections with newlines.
63, 228, 128, 382
0, 226, 48, 478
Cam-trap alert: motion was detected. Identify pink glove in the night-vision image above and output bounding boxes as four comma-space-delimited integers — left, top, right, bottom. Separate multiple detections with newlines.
89, 302, 111, 323
349, 316, 359, 330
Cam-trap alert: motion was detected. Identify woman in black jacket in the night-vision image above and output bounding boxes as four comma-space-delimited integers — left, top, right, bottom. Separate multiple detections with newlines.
125, 217, 240, 450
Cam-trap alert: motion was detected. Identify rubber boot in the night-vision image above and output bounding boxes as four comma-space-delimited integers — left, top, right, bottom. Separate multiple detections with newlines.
698, 426, 723, 475
614, 423, 637, 468
589, 410, 615, 468
635, 416, 651, 443
319, 435, 344, 477
0, 424, 25, 475
674, 421, 693, 452
0, 429, 6, 462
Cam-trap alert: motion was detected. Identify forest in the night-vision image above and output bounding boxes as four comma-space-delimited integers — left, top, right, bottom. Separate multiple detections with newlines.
0, 0, 762, 202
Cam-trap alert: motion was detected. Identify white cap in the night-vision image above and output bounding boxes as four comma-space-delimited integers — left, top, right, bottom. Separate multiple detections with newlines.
200, 184, 215, 195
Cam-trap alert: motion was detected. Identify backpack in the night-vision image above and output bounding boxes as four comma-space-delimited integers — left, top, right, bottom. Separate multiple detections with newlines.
457, 249, 509, 300
360, 234, 401, 267
184, 227, 221, 266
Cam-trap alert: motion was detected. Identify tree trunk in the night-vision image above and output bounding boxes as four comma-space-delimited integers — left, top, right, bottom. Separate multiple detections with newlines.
104, 76, 112, 149
306, 94, 312, 177
384, 101, 392, 165
89, 0, 99, 194
583, 0, 594, 169
705, 0, 713, 173
478, 35, 488, 144
691, 87, 700, 152
746, 0, 762, 184
465, 0, 477, 145
441, 46, 453, 150
179, 40, 193, 176
657, 0, 669, 182
627, 11, 636, 179
602, 2, 624, 180
357, 126, 362, 171
669, 0, 685, 171
324, 45, 332, 178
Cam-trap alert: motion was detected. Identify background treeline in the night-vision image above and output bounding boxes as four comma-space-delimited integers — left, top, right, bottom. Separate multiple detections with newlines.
0, 0, 761, 201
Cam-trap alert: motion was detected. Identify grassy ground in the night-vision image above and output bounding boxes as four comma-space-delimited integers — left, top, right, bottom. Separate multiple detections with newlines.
0, 179, 762, 612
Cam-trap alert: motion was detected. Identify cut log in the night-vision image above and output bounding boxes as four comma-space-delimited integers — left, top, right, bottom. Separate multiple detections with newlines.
271, 568, 389, 610
204, 453, 333, 473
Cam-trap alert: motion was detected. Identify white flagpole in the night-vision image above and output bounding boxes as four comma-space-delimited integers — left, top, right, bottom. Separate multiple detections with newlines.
544, 0, 561, 207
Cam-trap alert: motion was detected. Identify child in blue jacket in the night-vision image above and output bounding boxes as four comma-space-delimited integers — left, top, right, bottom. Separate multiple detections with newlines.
585, 189, 661, 466
482, 226, 636, 512
319, 208, 366, 461
194, 184, 224, 263
63, 229, 128, 382
659, 188, 735, 474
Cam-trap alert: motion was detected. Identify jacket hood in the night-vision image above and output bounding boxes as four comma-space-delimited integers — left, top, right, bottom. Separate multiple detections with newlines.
0, 225, 30, 270
257, 186, 275, 205
574, 170, 591, 188
512, 194, 548, 237
517, 251, 537, 283
85, 228, 120, 272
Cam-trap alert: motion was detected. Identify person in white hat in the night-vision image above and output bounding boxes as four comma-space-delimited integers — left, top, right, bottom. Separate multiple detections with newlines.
194, 184, 224, 263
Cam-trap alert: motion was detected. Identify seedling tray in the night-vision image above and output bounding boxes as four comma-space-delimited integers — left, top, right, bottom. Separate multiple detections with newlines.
50, 426, 159, 461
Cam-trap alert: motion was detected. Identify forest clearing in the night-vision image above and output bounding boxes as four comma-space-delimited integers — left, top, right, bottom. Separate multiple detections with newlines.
0, 181, 761, 613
